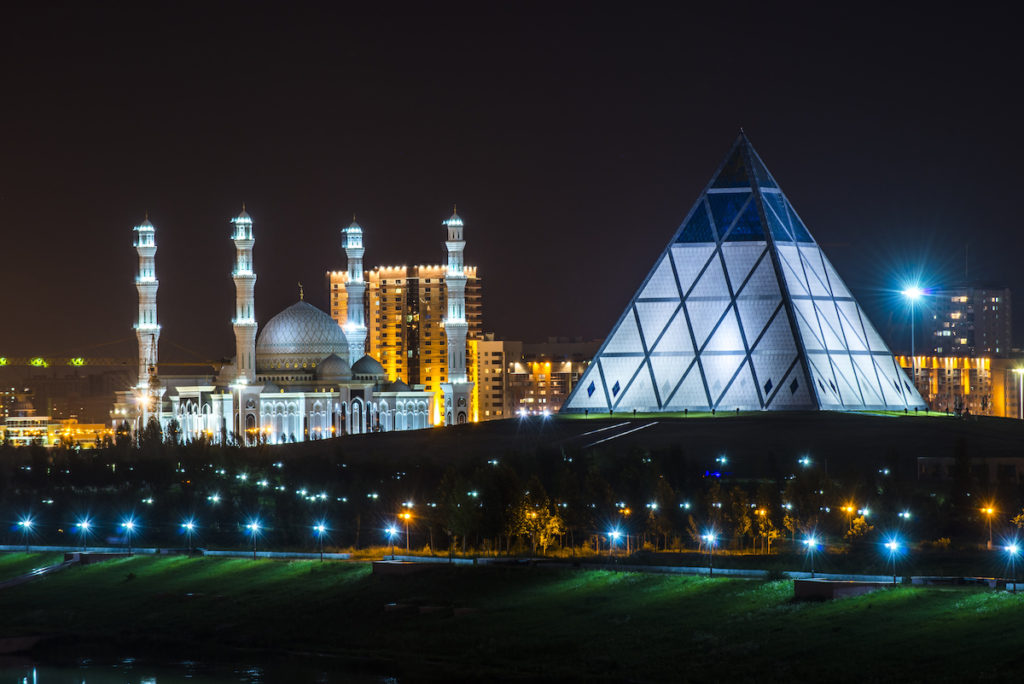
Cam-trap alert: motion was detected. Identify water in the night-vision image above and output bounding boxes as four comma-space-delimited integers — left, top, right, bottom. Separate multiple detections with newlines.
0, 657, 397, 683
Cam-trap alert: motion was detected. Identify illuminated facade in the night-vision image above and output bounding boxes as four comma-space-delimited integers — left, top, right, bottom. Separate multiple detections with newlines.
326, 215, 483, 424
113, 210, 434, 444
898, 355, 1024, 418
440, 209, 474, 424
132, 216, 165, 426
925, 284, 1012, 357
563, 133, 926, 414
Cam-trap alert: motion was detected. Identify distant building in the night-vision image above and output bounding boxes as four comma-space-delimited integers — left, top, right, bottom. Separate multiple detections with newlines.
469, 336, 601, 420
925, 284, 1012, 357
327, 260, 482, 423
897, 355, 1023, 418
0, 397, 110, 448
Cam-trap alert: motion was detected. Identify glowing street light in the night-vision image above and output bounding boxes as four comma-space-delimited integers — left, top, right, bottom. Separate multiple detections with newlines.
399, 511, 413, 552
901, 286, 924, 357
121, 518, 137, 555
884, 539, 902, 586
182, 520, 197, 554
982, 505, 996, 550
702, 532, 718, 577
798, 456, 812, 467
1013, 369, 1024, 420
608, 529, 622, 558
1006, 544, 1021, 594
246, 520, 261, 560
17, 517, 33, 553
386, 525, 399, 560
804, 536, 819, 578
313, 522, 327, 562
76, 518, 92, 551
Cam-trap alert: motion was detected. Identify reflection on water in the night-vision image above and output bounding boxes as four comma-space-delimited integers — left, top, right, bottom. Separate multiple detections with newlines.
0, 656, 397, 683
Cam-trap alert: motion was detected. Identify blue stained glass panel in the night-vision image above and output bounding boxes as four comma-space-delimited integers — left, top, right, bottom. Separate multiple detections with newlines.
786, 203, 814, 243
708, 192, 750, 238
722, 198, 766, 241
612, 381, 621, 396
587, 381, 595, 397
675, 201, 715, 243
762, 194, 792, 241
710, 145, 750, 188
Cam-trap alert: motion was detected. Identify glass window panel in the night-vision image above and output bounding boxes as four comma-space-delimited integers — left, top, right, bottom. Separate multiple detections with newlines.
710, 145, 750, 189
675, 201, 716, 243
708, 192, 750, 238
722, 198, 767, 242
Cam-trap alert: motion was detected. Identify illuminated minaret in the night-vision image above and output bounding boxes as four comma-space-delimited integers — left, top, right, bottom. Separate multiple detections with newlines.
440, 207, 474, 425
231, 206, 257, 384
342, 216, 367, 364
133, 215, 160, 389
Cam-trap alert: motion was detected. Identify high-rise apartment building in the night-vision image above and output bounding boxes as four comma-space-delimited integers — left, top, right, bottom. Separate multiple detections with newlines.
925, 283, 1012, 357
327, 265, 482, 421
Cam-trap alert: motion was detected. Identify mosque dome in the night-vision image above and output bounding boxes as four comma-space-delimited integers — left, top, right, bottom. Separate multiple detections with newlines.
383, 379, 411, 392
351, 355, 386, 379
316, 353, 351, 381
256, 301, 348, 373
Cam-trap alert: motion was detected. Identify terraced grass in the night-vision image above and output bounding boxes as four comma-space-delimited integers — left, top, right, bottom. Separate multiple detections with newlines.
2, 555, 1023, 681
0, 552, 65, 582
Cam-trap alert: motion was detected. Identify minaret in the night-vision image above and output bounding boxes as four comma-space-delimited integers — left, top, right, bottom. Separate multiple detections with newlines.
231, 206, 257, 384
132, 215, 162, 427
440, 207, 474, 425
342, 216, 367, 364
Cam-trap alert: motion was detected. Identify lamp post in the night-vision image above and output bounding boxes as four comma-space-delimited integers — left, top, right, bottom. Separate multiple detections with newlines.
608, 529, 622, 558
18, 517, 33, 553
121, 518, 136, 555
314, 522, 327, 562
246, 520, 261, 560
76, 519, 91, 552
1007, 544, 1020, 593
885, 539, 901, 586
804, 536, 818, 578
983, 506, 995, 550
901, 287, 924, 357
386, 525, 399, 560
182, 520, 196, 554
399, 511, 412, 552
703, 532, 717, 577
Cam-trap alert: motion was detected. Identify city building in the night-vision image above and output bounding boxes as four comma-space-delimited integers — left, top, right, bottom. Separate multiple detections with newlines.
898, 355, 1023, 418
1, 397, 110, 448
327, 214, 482, 423
112, 212, 436, 444
562, 132, 925, 414
924, 283, 1012, 357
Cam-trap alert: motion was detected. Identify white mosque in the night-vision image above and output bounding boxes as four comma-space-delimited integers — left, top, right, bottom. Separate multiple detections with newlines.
111, 207, 469, 444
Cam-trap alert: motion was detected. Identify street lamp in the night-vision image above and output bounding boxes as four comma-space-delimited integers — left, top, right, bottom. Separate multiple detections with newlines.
121, 518, 137, 555
804, 536, 818, 578
1007, 544, 1020, 594
901, 286, 924, 357
608, 529, 622, 557
386, 525, 399, 560
313, 522, 327, 562
76, 518, 92, 551
246, 520, 261, 560
399, 511, 413, 552
182, 520, 196, 554
703, 532, 717, 577
884, 539, 901, 586
982, 506, 996, 550
18, 517, 33, 553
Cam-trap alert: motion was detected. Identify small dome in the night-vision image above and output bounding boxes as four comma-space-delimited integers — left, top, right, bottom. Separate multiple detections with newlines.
384, 379, 411, 392
261, 381, 280, 393
256, 301, 348, 372
316, 353, 351, 380
351, 355, 385, 378
443, 210, 463, 227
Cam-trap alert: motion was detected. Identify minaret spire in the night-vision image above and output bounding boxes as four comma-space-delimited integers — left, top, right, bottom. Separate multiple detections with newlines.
231, 205, 257, 385
132, 214, 163, 429
440, 207, 473, 425
342, 216, 367, 365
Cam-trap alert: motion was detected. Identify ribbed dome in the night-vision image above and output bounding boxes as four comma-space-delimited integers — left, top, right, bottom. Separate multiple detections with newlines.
316, 353, 351, 380
256, 301, 348, 372
384, 379, 411, 392
351, 355, 385, 378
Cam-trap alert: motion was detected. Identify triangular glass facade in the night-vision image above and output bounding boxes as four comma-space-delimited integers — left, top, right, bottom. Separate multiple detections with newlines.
563, 134, 926, 413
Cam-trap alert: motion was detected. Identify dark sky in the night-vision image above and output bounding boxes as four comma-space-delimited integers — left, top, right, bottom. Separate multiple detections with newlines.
1, 3, 1020, 364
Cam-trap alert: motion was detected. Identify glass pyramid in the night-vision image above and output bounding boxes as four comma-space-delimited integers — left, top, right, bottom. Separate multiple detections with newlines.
563, 133, 926, 413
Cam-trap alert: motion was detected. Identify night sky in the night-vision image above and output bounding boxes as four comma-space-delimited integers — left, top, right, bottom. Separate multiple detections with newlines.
2, 3, 1020, 365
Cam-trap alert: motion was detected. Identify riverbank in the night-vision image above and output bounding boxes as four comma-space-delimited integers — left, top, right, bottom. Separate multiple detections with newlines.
1, 554, 1023, 681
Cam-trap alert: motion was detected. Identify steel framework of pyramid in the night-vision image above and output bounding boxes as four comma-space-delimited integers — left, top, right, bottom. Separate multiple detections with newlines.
562, 133, 926, 414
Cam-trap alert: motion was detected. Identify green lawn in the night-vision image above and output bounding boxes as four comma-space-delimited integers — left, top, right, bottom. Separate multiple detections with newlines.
0, 552, 65, 582
1, 556, 1022, 681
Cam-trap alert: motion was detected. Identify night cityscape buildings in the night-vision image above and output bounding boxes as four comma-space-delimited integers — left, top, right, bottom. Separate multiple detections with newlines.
563, 134, 926, 414
923, 283, 1012, 357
